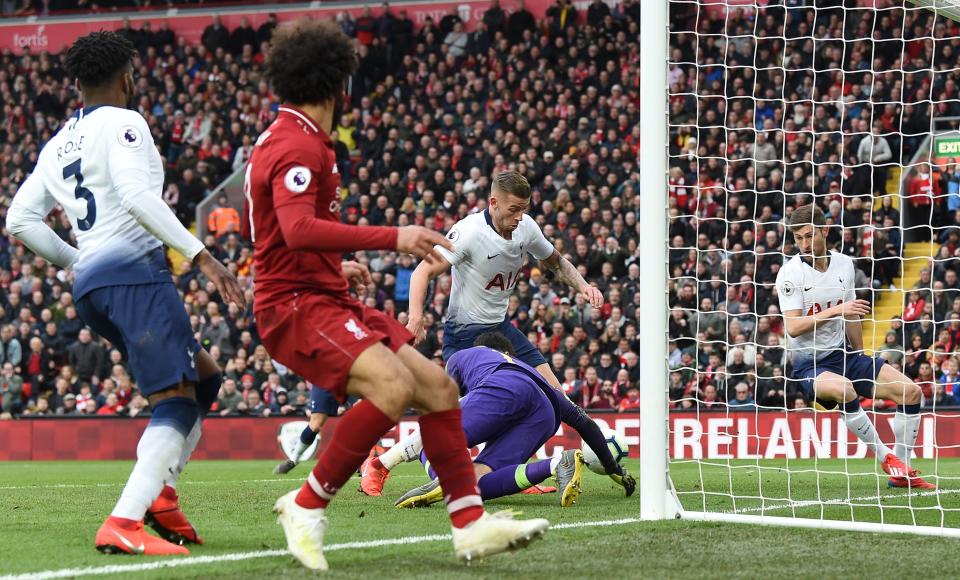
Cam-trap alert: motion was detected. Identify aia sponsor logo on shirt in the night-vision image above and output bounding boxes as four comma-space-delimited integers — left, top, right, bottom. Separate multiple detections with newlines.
484, 268, 523, 291
807, 299, 842, 316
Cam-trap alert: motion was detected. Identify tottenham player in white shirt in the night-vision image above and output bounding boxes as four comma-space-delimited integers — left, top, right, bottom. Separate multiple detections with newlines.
777, 203, 933, 489
7, 31, 245, 555
360, 170, 606, 496
408, 170, 604, 383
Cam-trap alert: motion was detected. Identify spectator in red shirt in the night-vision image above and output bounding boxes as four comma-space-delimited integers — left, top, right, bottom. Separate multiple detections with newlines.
908, 163, 941, 242
903, 291, 926, 322
617, 387, 639, 412
354, 6, 378, 45
915, 361, 937, 400
97, 393, 123, 415
588, 380, 619, 409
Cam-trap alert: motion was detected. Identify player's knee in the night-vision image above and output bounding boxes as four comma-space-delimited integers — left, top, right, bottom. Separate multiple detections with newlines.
422, 374, 459, 412
838, 381, 857, 402
373, 365, 417, 415
308, 412, 326, 430
442, 375, 459, 401
816, 377, 851, 402
904, 382, 922, 405
439, 375, 460, 406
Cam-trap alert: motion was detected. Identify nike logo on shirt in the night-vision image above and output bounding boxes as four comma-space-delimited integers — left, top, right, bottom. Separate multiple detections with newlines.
487, 254, 500, 260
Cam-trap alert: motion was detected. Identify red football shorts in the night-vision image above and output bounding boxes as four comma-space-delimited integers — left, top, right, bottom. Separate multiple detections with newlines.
256, 291, 413, 402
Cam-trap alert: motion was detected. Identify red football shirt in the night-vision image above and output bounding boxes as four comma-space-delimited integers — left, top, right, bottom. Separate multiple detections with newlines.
244, 105, 397, 310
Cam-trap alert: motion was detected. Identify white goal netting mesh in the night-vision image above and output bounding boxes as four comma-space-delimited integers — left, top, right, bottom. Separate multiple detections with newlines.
666, 0, 960, 530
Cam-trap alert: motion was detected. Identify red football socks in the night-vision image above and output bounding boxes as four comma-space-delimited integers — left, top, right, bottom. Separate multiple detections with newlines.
295, 400, 396, 510
419, 409, 484, 528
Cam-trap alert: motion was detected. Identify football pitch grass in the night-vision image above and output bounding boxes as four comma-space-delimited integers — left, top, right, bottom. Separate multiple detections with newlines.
2, 459, 960, 579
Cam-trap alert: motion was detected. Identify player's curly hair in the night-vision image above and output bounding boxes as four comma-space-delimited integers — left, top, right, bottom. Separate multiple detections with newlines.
265, 19, 357, 106
63, 31, 136, 89
474, 332, 517, 356
493, 170, 532, 200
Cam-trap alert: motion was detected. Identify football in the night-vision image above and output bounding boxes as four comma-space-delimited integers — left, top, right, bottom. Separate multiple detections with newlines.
581, 427, 629, 475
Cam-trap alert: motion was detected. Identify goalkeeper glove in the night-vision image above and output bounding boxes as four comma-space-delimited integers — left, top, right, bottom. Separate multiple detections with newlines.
609, 466, 636, 497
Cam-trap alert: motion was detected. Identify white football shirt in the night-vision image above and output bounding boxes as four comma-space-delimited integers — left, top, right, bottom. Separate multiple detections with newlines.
436, 210, 554, 325
776, 250, 857, 363
14, 105, 186, 298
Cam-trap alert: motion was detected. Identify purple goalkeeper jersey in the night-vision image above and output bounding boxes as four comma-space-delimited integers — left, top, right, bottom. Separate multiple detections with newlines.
446, 346, 563, 420
446, 345, 623, 476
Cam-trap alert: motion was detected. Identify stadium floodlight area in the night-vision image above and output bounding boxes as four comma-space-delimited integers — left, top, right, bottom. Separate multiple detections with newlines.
640, 0, 960, 537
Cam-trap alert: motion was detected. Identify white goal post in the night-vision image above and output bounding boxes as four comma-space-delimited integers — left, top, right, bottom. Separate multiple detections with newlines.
640, 0, 960, 537
640, 0, 680, 521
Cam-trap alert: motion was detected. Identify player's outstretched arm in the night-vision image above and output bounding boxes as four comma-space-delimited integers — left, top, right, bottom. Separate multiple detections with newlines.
274, 183, 453, 260
7, 172, 79, 269
539, 250, 603, 308
405, 256, 453, 345
782, 300, 870, 338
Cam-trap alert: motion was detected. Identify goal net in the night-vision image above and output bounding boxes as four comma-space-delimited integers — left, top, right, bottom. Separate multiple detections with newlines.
641, 0, 960, 536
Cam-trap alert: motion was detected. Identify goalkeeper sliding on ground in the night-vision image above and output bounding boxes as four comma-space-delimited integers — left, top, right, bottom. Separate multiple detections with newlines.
361, 332, 636, 506
777, 203, 934, 489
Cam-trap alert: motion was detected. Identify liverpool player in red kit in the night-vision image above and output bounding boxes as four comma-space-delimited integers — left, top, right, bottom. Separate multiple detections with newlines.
245, 20, 549, 570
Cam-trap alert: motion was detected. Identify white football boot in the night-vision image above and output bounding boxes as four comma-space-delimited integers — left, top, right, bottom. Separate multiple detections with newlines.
273, 489, 329, 570
452, 511, 550, 562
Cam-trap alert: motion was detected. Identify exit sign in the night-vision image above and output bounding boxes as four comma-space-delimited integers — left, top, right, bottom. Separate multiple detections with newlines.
935, 135, 960, 158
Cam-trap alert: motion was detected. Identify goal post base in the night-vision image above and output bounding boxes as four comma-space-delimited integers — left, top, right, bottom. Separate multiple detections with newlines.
641, 476, 684, 521
641, 490, 684, 521
679, 511, 960, 538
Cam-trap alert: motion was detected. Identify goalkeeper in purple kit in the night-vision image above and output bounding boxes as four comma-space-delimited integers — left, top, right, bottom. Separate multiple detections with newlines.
394, 332, 636, 509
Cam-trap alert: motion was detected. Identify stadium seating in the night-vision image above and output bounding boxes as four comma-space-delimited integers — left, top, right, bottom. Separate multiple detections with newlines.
3, 1, 956, 421
0, 1, 646, 418
667, 3, 960, 410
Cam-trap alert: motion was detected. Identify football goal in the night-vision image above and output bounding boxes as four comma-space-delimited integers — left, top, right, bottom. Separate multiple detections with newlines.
640, 0, 960, 537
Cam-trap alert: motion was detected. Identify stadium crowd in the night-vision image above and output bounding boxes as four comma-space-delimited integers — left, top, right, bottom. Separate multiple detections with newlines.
1, 0, 958, 421
667, 1, 960, 411
0, 0, 647, 419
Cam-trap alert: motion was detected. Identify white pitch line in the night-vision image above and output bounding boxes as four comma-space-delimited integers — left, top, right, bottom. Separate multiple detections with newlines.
0, 517, 641, 580
724, 488, 960, 515
0, 475, 426, 491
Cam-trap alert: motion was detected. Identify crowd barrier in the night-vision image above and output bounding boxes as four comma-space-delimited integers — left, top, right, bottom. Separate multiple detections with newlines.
0, 411, 639, 461
5, 410, 960, 461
